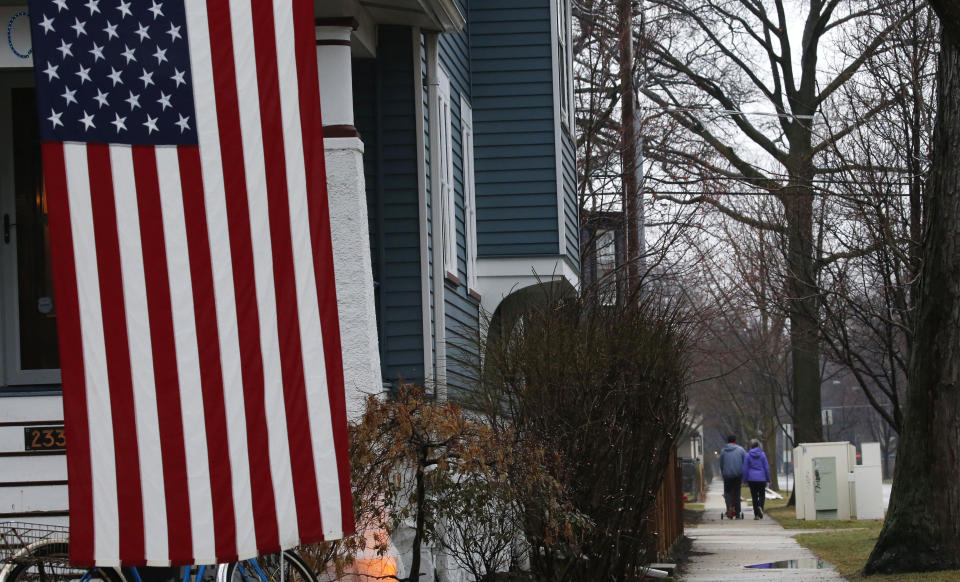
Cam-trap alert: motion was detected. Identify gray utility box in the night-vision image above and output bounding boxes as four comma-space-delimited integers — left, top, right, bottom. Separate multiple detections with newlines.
794, 441, 856, 520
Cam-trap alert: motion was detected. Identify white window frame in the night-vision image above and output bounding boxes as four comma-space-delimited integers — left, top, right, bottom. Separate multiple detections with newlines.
460, 96, 478, 293
0, 72, 61, 387
437, 67, 457, 281
557, 0, 574, 130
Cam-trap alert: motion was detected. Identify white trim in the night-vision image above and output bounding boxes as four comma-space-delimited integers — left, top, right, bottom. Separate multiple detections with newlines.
314, 26, 355, 128
556, 0, 573, 130
425, 33, 447, 397
436, 67, 456, 281
413, 28, 433, 386
549, 0, 567, 261
460, 96, 478, 293
321, 136, 364, 153
475, 256, 580, 316
421, 0, 466, 32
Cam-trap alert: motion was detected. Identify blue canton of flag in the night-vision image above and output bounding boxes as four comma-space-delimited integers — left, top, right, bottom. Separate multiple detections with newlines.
29, 0, 197, 145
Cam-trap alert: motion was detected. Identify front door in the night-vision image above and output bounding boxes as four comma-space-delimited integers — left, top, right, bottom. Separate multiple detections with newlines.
0, 71, 61, 387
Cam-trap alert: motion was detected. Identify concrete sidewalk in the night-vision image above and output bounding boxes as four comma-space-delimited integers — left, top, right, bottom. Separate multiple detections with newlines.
680, 480, 845, 581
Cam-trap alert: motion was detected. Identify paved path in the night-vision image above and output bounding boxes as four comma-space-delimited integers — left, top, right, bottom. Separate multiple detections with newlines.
681, 480, 846, 581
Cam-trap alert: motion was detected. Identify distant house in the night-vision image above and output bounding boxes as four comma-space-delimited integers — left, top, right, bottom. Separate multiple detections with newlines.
580, 209, 625, 305
0, 0, 580, 568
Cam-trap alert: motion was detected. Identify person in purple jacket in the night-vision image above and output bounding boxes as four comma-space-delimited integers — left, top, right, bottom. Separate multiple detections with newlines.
742, 438, 771, 519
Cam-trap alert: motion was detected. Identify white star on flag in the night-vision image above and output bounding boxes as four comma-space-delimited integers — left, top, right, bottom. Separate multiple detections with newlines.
121, 44, 136, 63
116, 0, 131, 18
107, 67, 123, 86
70, 16, 86, 37
142, 113, 158, 133
135, 22, 150, 41
125, 90, 140, 109
39, 14, 55, 33
75, 63, 91, 84
139, 68, 154, 87
174, 112, 189, 133
43, 61, 59, 80
93, 88, 109, 108
148, 0, 163, 19
110, 112, 126, 132
166, 22, 181, 41
79, 110, 95, 130
47, 108, 63, 127
61, 85, 76, 105
56, 39, 72, 58
103, 20, 118, 39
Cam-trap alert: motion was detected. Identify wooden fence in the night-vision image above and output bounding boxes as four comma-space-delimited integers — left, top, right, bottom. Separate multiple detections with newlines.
650, 450, 684, 560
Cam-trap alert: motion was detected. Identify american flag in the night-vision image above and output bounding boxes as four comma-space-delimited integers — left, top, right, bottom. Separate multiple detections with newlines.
28, 0, 354, 567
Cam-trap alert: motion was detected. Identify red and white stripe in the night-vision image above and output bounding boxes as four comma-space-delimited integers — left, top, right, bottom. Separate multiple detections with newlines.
45, 0, 354, 567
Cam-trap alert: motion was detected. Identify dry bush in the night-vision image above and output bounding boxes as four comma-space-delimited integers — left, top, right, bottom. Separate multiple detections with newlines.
468, 287, 690, 581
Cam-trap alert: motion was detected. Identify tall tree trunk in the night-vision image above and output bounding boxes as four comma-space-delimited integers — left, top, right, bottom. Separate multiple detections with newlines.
864, 23, 960, 574
762, 427, 779, 491
784, 171, 823, 445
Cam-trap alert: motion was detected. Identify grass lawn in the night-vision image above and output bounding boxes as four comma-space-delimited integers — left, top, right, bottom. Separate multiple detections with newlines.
764, 494, 960, 581
763, 495, 871, 530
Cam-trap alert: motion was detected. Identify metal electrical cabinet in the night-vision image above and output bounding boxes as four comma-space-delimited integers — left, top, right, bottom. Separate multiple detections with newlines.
793, 441, 856, 520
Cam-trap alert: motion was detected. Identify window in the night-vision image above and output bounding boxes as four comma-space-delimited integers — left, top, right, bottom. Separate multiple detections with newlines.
436, 67, 456, 280
557, 0, 573, 129
596, 229, 616, 305
460, 96, 477, 292
596, 230, 616, 277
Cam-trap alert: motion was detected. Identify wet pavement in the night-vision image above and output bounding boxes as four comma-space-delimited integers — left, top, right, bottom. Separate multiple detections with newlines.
680, 481, 846, 581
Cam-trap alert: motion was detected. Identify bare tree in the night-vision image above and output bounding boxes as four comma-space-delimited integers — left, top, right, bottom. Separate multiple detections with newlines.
684, 217, 791, 491
817, 1, 938, 436
574, 0, 709, 297
637, 0, 924, 445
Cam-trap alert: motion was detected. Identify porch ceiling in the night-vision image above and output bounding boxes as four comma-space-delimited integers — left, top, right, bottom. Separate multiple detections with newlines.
316, 0, 463, 34
358, 0, 464, 32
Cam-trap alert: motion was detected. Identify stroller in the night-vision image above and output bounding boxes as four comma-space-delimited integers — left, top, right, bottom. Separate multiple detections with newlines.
720, 485, 744, 520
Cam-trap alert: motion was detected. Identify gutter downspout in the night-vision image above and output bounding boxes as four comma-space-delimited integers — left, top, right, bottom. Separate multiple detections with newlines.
424, 31, 448, 400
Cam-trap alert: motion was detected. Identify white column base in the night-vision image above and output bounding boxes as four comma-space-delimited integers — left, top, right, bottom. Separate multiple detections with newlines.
325, 136, 382, 420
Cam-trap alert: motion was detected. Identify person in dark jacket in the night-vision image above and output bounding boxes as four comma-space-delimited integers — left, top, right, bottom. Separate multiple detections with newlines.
718, 435, 746, 518
742, 438, 771, 519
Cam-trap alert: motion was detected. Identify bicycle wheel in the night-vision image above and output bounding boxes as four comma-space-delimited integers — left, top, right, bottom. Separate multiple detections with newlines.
217, 551, 315, 582
1, 541, 125, 582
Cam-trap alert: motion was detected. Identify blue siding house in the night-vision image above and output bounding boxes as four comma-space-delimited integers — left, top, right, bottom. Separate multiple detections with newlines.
323, 0, 581, 395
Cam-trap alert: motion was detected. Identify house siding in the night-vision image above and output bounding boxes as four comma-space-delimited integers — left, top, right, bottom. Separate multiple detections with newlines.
470, 0, 560, 257
440, 0, 480, 392
355, 26, 425, 384
354, 59, 378, 280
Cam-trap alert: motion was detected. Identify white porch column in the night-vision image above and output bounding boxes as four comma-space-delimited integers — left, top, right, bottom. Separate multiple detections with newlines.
316, 19, 382, 419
